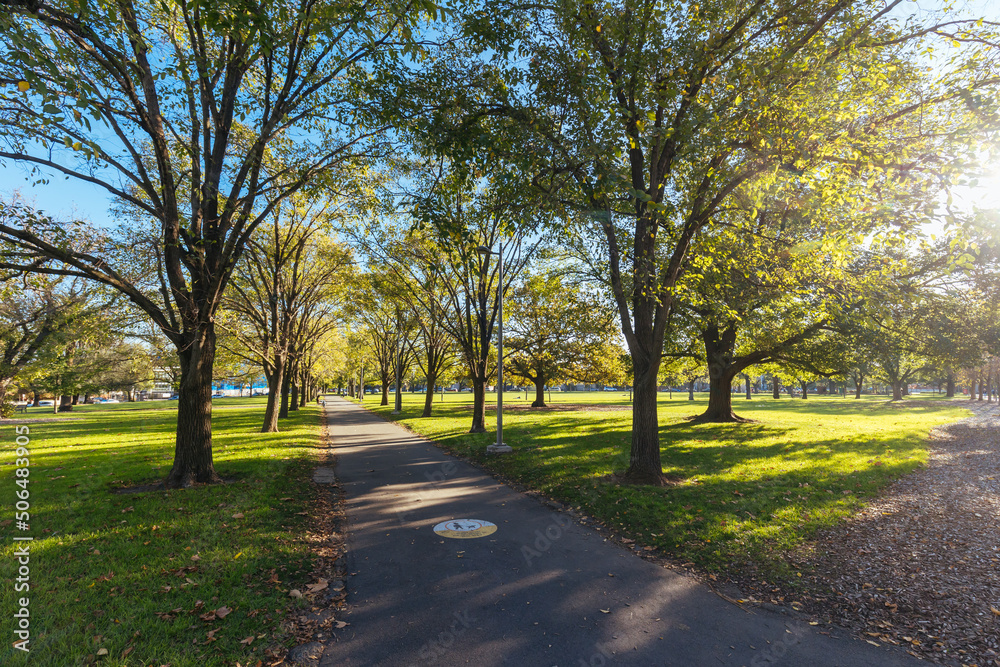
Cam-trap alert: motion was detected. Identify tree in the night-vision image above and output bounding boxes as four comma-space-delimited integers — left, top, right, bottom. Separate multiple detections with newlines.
0, 0, 435, 486
505, 272, 618, 407
437, 0, 999, 482
222, 198, 351, 431
409, 160, 540, 433
348, 272, 414, 407
347, 223, 461, 417
0, 271, 104, 416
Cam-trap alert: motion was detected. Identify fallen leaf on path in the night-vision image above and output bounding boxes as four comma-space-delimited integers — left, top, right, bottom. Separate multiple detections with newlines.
600, 609, 610, 614
306, 580, 328, 594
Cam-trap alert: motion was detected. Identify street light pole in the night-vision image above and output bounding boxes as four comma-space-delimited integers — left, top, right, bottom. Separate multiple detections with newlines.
477, 243, 512, 454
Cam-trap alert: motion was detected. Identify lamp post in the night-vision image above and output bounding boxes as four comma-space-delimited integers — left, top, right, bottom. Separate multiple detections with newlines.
477, 243, 512, 454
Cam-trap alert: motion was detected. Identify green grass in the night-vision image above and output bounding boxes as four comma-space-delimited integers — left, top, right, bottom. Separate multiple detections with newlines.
360, 390, 968, 579
1, 398, 324, 666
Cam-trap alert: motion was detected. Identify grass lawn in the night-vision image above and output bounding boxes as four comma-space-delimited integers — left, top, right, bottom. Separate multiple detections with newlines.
358, 390, 969, 580
1, 398, 324, 666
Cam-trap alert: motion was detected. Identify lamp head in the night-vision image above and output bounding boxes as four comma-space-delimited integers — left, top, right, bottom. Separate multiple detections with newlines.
476, 245, 492, 255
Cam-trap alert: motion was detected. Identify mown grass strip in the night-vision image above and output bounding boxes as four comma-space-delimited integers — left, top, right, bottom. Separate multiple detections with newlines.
1, 399, 323, 666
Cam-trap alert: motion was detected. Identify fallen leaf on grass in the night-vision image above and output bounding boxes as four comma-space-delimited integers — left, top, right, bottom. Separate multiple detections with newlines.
122, 646, 134, 658
240, 636, 255, 645
231, 512, 245, 519
203, 629, 218, 644
215, 606, 231, 619
190, 554, 201, 562
96, 648, 108, 656
289, 589, 302, 598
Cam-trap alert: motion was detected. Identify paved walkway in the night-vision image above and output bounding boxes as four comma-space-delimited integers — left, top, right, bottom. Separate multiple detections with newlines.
319, 397, 919, 667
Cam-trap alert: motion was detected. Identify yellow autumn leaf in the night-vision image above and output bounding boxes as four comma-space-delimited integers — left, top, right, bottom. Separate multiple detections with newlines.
17, 81, 29, 92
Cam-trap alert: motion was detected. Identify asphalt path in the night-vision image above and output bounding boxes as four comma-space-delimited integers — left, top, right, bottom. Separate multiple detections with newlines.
319, 397, 918, 667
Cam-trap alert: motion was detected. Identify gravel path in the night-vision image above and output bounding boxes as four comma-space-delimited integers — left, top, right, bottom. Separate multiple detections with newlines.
799, 399, 1000, 666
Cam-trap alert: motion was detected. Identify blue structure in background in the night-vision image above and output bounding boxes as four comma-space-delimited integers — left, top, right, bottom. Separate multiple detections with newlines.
213, 377, 267, 395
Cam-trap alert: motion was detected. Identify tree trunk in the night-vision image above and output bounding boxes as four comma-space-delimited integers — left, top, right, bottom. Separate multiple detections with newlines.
688, 379, 695, 401
279, 368, 291, 418
855, 376, 864, 399
381, 381, 390, 406
772, 376, 780, 399
800, 380, 808, 399
422, 370, 436, 418
698, 371, 745, 421
261, 356, 284, 433
946, 372, 955, 398
532, 377, 546, 408
625, 364, 664, 482
745, 374, 752, 400
469, 377, 487, 433
298, 368, 308, 408
891, 381, 903, 401
978, 372, 984, 400
72, 394, 80, 405
289, 379, 299, 412
166, 326, 223, 488
58, 394, 73, 412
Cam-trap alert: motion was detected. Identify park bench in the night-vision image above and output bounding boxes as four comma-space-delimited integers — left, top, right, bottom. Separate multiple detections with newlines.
15, 404, 28, 414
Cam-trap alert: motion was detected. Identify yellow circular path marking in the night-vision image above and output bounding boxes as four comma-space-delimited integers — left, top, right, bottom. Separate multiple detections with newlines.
433, 519, 498, 539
